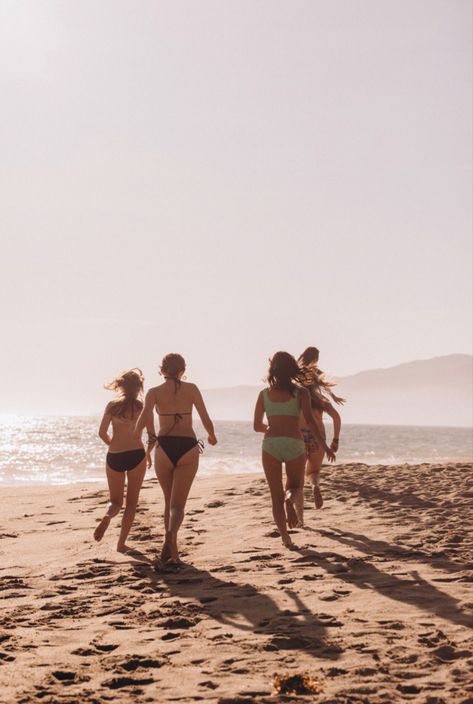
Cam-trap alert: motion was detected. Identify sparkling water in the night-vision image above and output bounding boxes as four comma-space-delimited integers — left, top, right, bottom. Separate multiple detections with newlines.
0, 415, 471, 486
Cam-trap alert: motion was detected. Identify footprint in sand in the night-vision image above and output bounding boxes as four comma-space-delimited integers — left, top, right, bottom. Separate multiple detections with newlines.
205, 500, 225, 508
248, 552, 282, 562
0, 652, 16, 662
101, 675, 155, 689
118, 655, 164, 671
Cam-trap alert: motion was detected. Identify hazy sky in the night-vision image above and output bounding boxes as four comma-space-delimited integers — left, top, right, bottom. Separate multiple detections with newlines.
1, 0, 471, 413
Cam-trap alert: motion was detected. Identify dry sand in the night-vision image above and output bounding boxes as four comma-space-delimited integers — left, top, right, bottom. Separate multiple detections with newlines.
1, 462, 472, 703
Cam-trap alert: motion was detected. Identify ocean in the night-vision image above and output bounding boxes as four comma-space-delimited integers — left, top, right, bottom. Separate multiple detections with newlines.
0, 416, 471, 486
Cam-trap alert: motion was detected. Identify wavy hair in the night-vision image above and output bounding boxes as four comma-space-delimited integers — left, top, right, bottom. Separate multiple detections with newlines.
297, 346, 345, 406
266, 351, 304, 395
104, 368, 144, 418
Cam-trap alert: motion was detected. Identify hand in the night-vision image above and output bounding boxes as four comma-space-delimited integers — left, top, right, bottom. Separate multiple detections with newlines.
325, 447, 336, 463
146, 451, 153, 469
208, 433, 217, 446
330, 438, 339, 452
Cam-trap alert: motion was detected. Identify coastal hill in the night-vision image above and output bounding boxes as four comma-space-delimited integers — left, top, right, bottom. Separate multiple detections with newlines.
203, 354, 473, 426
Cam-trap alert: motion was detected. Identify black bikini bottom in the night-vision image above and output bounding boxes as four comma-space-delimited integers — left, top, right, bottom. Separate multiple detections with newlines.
107, 449, 146, 473
157, 436, 202, 467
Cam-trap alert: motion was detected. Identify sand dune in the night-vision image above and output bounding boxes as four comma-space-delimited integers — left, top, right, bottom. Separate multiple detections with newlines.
1, 462, 472, 703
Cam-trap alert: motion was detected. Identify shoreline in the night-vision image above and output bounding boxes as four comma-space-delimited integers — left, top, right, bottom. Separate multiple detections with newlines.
2, 457, 473, 488
1, 461, 472, 702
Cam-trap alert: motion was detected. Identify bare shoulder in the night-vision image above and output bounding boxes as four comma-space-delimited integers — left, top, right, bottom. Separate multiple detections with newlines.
104, 401, 114, 414
146, 385, 160, 397
184, 382, 200, 395
186, 383, 206, 406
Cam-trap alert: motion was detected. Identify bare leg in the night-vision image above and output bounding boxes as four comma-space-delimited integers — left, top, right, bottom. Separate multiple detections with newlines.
155, 445, 199, 562
167, 447, 199, 561
306, 445, 325, 509
285, 453, 306, 527
117, 459, 146, 552
93, 466, 124, 542
155, 446, 174, 561
262, 451, 293, 548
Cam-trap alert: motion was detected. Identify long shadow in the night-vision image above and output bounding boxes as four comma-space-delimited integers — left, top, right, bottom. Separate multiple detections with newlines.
329, 476, 437, 510
291, 546, 473, 631
318, 527, 473, 575
127, 556, 341, 660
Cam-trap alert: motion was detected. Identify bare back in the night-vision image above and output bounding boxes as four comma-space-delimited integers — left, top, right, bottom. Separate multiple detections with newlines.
151, 380, 198, 437
99, 403, 144, 452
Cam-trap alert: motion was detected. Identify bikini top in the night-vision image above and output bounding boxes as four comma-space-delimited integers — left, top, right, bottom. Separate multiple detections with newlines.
156, 410, 192, 424
263, 388, 301, 417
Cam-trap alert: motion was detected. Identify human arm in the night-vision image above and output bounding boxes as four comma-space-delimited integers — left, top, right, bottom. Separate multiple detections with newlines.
329, 391, 346, 406
300, 389, 336, 462
193, 385, 217, 445
253, 391, 268, 433
135, 390, 157, 465
323, 401, 341, 452
98, 405, 113, 446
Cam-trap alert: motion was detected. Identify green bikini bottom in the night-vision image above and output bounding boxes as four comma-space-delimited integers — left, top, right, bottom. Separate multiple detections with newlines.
262, 436, 306, 463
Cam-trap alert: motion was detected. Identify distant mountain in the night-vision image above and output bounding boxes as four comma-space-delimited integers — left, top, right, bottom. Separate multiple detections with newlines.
203, 354, 473, 426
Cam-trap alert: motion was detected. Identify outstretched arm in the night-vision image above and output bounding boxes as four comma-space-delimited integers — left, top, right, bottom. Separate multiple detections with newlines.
193, 385, 217, 445
253, 391, 268, 433
300, 389, 336, 463
98, 405, 112, 446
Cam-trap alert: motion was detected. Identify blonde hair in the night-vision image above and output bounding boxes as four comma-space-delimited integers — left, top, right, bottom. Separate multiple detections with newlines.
104, 368, 144, 418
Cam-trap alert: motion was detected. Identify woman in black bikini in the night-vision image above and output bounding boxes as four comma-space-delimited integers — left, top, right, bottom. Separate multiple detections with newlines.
94, 369, 153, 552
136, 353, 217, 565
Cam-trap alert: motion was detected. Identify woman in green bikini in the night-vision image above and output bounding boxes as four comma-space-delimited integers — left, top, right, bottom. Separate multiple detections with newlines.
253, 351, 336, 548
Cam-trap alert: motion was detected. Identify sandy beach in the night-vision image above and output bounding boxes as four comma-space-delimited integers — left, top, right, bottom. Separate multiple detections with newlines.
1, 461, 472, 703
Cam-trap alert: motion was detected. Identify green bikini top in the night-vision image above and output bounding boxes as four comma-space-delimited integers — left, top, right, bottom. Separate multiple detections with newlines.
263, 388, 301, 417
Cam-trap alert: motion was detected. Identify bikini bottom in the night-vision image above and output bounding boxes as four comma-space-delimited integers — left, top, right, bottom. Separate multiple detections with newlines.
107, 448, 146, 472
262, 436, 306, 463
300, 428, 322, 455
157, 436, 202, 467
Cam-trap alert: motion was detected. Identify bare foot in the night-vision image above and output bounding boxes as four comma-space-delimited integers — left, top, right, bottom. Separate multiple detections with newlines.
282, 537, 296, 550
285, 489, 304, 528
285, 498, 298, 528
94, 516, 110, 542
117, 543, 135, 554
160, 539, 172, 563
312, 484, 323, 510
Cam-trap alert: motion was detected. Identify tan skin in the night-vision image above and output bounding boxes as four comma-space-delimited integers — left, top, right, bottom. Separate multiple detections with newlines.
300, 360, 342, 509
135, 373, 217, 564
95, 400, 154, 552
304, 399, 340, 508
254, 386, 336, 548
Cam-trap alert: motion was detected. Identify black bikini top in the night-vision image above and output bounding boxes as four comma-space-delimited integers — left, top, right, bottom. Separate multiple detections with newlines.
158, 411, 192, 419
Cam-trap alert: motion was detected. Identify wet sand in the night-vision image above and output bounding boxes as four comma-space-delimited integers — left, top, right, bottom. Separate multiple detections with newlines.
1, 462, 472, 703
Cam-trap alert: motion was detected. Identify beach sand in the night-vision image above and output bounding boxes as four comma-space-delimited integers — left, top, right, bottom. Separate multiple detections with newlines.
1, 462, 472, 703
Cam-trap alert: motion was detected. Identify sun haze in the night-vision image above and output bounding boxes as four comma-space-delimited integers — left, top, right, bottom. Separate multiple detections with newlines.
0, 0, 471, 413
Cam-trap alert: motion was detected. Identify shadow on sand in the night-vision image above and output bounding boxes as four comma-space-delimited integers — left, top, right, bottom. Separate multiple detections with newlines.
127, 553, 342, 661
290, 543, 473, 631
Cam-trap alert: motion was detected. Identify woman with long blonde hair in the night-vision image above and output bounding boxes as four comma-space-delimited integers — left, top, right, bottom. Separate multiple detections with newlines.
298, 347, 345, 509
94, 368, 152, 552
